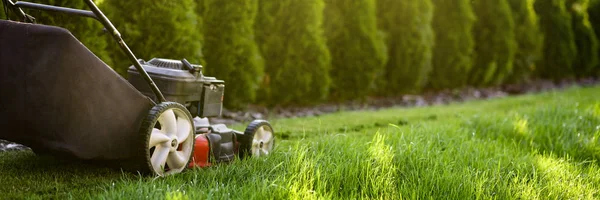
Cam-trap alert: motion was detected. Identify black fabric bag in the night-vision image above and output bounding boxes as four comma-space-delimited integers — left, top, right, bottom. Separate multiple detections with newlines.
0, 20, 154, 166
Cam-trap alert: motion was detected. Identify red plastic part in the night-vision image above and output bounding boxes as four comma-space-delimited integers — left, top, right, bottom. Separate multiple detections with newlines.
189, 134, 211, 168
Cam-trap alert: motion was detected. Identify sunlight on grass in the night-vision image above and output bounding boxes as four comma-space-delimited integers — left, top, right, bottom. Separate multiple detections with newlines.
590, 102, 600, 118
366, 132, 397, 199
287, 144, 320, 200
534, 154, 598, 199
513, 115, 530, 136
510, 175, 541, 200
165, 191, 189, 200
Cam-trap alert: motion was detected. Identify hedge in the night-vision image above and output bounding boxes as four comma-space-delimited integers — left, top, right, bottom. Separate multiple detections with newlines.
376, 0, 434, 94
255, 0, 331, 105
469, 0, 517, 86
567, 0, 599, 77
589, 0, 600, 75
429, 0, 476, 90
535, 0, 577, 79
1, 1, 5, 19
203, 0, 264, 108
102, 0, 202, 75
194, 0, 205, 64
506, 0, 544, 83
324, 0, 386, 100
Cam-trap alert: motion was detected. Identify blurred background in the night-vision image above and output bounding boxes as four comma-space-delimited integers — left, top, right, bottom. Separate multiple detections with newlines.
1, 0, 599, 109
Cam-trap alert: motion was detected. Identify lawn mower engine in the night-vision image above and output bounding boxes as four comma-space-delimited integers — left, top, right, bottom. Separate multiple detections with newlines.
128, 58, 274, 168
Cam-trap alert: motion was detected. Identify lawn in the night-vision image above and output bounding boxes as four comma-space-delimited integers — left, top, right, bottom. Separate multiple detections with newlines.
1, 86, 599, 199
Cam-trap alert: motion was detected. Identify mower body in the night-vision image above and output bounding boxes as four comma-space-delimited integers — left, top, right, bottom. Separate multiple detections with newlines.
188, 118, 240, 167
127, 58, 225, 118
127, 59, 242, 167
1, 0, 274, 175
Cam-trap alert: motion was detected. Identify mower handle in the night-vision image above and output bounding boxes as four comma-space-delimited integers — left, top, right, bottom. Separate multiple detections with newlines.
83, 0, 167, 103
3, 0, 168, 103
12, 1, 98, 20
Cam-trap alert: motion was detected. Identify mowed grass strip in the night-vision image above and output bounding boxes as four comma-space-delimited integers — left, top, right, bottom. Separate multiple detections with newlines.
1, 86, 599, 199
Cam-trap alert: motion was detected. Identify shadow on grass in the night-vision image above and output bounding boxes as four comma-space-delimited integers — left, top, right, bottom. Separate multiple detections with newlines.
0, 150, 130, 199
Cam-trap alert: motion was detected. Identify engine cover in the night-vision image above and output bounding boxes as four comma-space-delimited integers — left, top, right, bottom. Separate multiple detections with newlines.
127, 58, 224, 117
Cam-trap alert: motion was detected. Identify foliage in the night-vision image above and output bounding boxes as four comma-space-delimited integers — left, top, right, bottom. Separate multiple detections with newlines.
0, 1, 5, 19
203, 0, 264, 108
102, 0, 202, 75
506, 0, 544, 83
469, 0, 517, 86
429, 0, 476, 90
376, 0, 434, 94
193, 0, 205, 66
590, 0, 600, 75
323, 0, 386, 100
566, 0, 599, 77
534, 0, 578, 79
255, 0, 331, 105
0, 0, 597, 106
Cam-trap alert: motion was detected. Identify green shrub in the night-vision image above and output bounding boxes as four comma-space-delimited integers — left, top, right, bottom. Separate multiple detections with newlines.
590, 0, 600, 28
255, 0, 331, 105
102, 0, 202, 75
202, 0, 264, 108
194, 0, 204, 65
1, 1, 5, 19
534, 0, 577, 79
18, 1, 111, 68
567, 0, 599, 77
469, 0, 517, 86
589, 0, 600, 75
376, 0, 434, 94
323, 0, 386, 100
429, 0, 476, 90
506, 0, 544, 83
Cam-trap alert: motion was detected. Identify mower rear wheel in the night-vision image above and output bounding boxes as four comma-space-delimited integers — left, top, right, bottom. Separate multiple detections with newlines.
239, 120, 274, 159
140, 102, 195, 176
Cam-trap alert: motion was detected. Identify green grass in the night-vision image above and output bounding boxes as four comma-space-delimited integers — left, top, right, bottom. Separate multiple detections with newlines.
1, 86, 600, 199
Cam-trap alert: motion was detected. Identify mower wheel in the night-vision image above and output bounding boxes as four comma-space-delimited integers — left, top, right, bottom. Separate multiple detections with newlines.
239, 120, 275, 159
139, 102, 195, 176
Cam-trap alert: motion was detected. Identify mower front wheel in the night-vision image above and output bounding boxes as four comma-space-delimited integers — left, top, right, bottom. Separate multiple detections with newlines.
239, 120, 275, 159
139, 102, 195, 176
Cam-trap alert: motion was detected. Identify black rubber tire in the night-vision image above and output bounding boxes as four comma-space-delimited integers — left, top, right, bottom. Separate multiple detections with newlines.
136, 102, 195, 176
239, 120, 275, 159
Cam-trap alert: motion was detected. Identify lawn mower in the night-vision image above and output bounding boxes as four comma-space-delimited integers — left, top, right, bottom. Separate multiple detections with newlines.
0, 0, 275, 176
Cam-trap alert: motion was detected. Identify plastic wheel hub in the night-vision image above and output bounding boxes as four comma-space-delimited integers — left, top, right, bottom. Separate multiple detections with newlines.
142, 102, 195, 176
240, 120, 275, 159
251, 126, 274, 157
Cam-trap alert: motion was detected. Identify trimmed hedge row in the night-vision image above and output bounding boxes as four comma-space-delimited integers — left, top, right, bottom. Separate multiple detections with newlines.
324, 0, 386, 100
507, 0, 543, 83
469, 0, 517, 86
567, 0, 599, 77
202, 0, 264, 108
590, 0, 600, 75
2, 0, 599, 108
255, 0, 331, 106
0, 1, 5, 19
429, 0, 476, 90
101, 0, 202, 75
535, 0, 578, 80
376, 0, 434, 94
